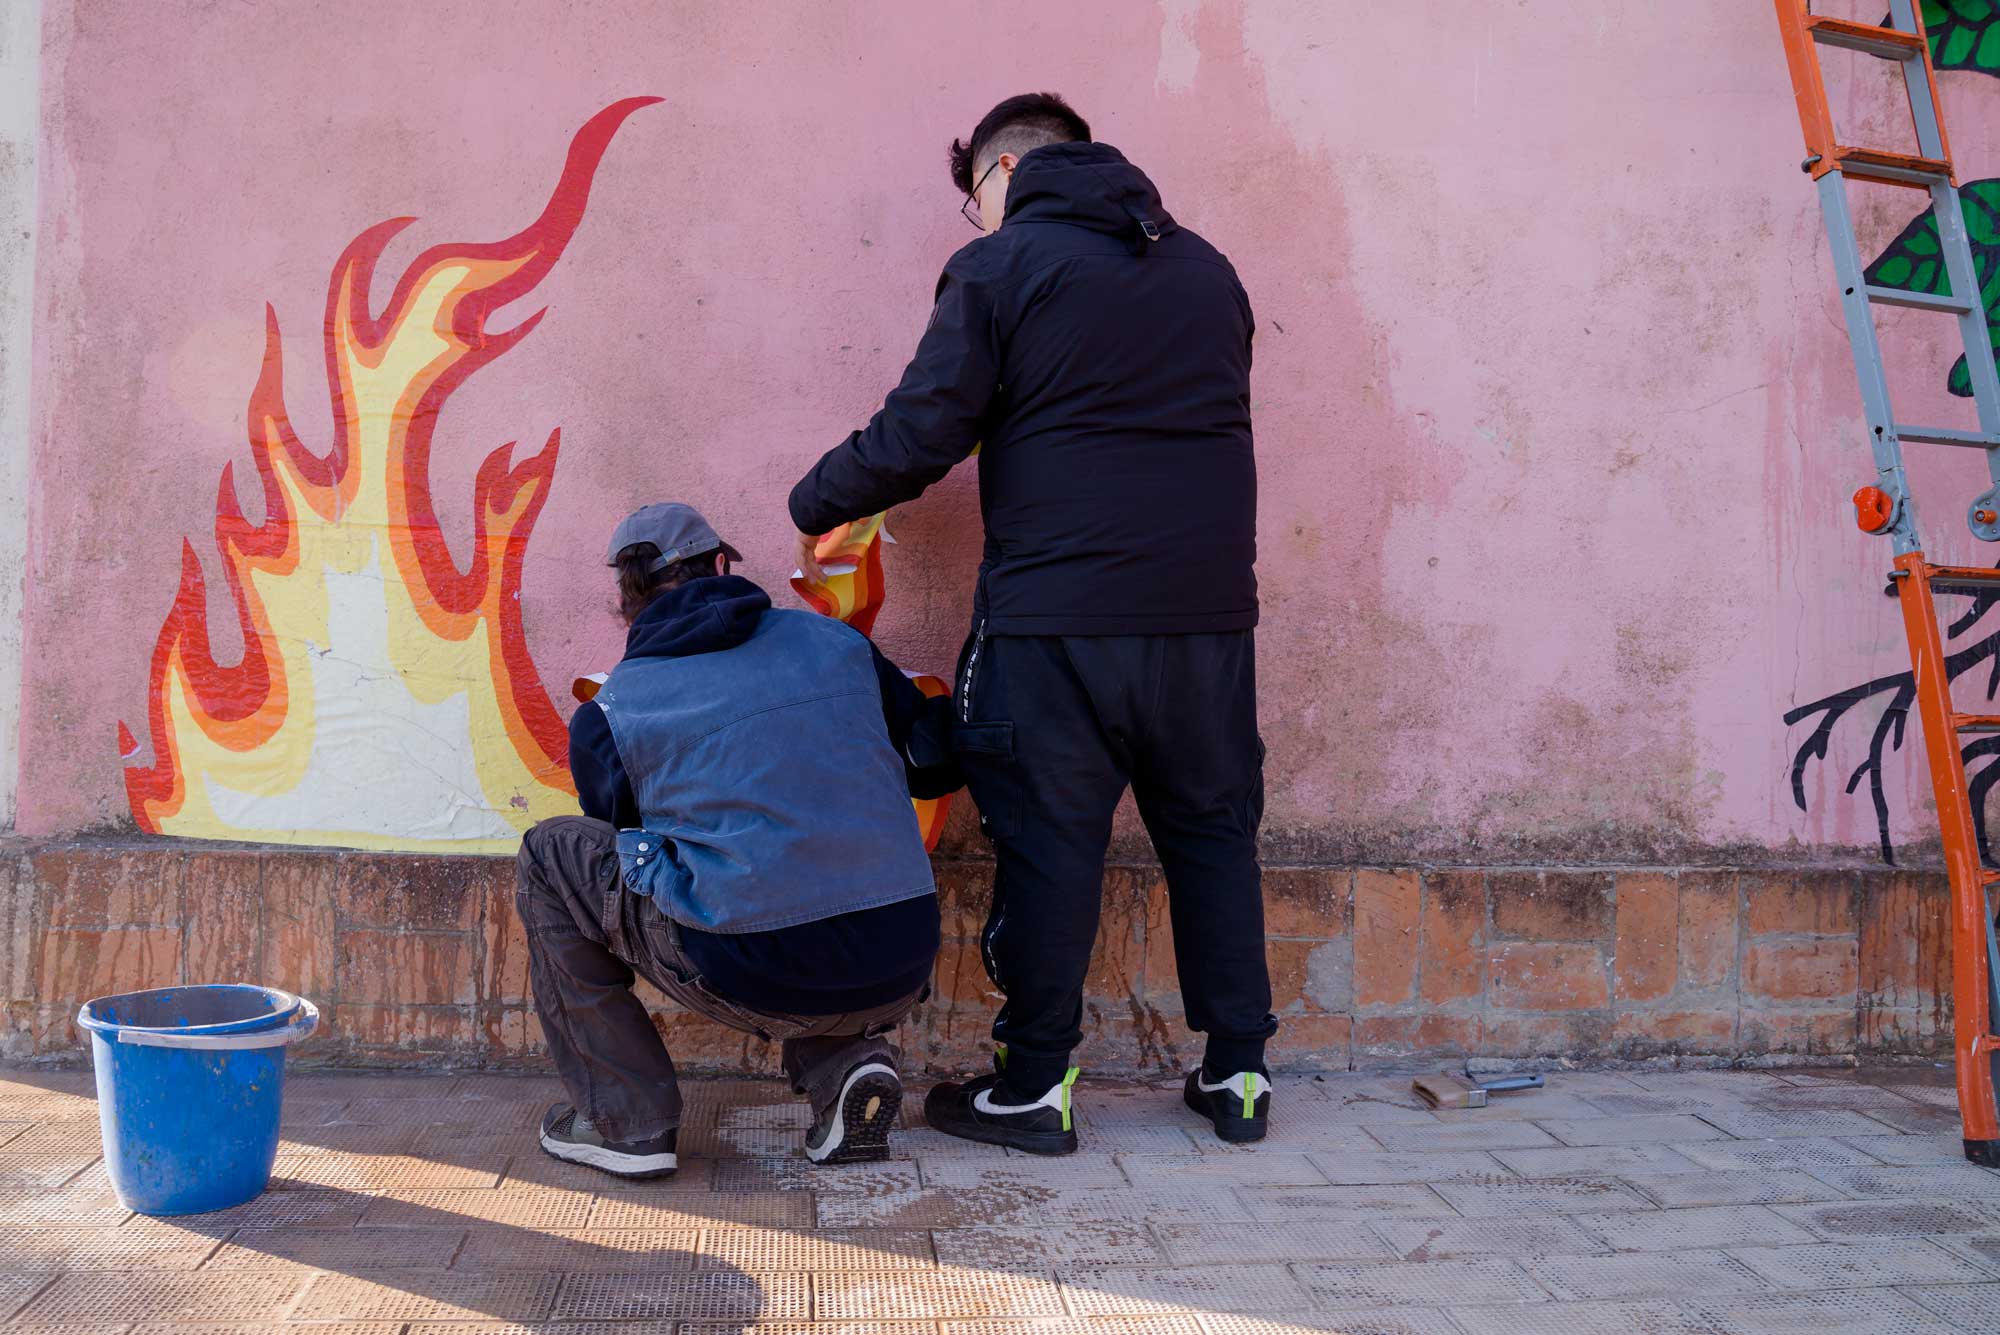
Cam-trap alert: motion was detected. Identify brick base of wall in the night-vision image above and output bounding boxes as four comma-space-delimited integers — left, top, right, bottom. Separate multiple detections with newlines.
0, 840, 1956, 1072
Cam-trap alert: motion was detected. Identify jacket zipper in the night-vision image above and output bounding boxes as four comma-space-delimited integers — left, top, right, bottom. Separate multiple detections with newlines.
960, 618, 987, 723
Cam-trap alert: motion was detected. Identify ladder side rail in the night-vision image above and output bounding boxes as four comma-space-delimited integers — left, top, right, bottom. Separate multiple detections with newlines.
1891, 0, 1957, 172
1774, 1, 1839, 175
1929, 181, 2000, 437
1895, 556, 2000, 1149
1818, 171, 1922, 553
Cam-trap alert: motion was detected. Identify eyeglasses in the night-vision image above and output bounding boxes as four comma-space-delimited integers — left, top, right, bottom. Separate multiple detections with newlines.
960, 160, 1003, 230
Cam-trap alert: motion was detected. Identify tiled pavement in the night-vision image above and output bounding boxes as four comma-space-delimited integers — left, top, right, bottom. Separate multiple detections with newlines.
0, 1066, 1997, 1332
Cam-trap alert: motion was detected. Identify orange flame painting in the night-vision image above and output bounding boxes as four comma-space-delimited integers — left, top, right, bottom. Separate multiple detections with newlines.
118, 98, 660, 852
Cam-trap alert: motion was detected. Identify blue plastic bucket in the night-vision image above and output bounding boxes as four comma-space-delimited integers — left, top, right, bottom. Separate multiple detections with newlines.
77, 985, 319, 1215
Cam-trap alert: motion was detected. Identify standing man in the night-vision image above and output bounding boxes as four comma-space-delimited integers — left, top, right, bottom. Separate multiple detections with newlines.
789, 93, 1275, 1155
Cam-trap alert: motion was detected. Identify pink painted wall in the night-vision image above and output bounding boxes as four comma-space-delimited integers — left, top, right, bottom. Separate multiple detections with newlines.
16, 0, 2000, 862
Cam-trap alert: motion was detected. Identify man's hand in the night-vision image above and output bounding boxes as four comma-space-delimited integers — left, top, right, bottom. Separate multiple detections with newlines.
793, 529, 826, 585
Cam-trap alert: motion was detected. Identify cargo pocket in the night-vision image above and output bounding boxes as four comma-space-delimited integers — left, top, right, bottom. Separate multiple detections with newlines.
952, 720, 1024, 841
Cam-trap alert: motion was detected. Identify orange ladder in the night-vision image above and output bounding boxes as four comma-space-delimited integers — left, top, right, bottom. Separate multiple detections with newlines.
1772, 1, 2000, 1166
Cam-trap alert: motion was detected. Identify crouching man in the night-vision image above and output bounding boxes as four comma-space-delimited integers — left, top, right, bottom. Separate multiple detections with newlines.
517, 502, 958, 1177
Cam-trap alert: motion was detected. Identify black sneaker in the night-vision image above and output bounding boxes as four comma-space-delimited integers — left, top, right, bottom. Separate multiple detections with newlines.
1183, 1068, 1270, 1143
806, 1060, 902, 1165
924, 1067, 1079, 1156
538, 1102, 678, 1179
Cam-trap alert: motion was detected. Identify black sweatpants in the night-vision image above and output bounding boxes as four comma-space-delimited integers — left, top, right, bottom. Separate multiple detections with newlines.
953, 628, 1277, 1095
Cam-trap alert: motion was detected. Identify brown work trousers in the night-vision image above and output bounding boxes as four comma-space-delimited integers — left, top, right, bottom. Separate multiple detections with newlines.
515, 815, 926, 1142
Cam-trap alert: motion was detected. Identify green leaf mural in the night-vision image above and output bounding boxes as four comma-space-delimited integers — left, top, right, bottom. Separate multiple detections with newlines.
1896, 0, 2000, 75
1864, 179, 2000, 398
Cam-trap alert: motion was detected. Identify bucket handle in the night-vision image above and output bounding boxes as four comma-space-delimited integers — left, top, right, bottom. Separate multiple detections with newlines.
98, 998, 319, 1051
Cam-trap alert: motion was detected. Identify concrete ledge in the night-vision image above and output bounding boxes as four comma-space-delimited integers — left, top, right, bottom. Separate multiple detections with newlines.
0, 839, 1955, 1072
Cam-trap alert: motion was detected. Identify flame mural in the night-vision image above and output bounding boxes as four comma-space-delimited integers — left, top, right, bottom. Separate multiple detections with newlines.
118, 98, 660, 852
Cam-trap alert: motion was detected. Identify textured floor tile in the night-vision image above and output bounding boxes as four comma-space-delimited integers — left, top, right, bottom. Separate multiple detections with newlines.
1623, 1170, 1848, 1208
362, 1188, 594, 1230
1682, 1288, 1960, 1333
1200, 1313, 1463, 1335
279, 1097, 351, 1128
291, 1271, 561, 1321
126, 1325, 399, 1335
552, 1271, 807, 1320
1835, 1133, 1968, 1165
589, 1190, 815, 1230
1525, 1249, 1768, 1301
1578, 1091, 1750, 1117
697, 1227, 934, 1271
1574, 1205, 1816, 1251
1188, 1121, 1381, 1155
1302, 1097, 1450, 1127
919, 1156, 1126, 1190
1491, 1144, 1701, 1179
1036, 1185, 1254, 1224
1060, 1263, 1311, 1315
0, 1273, 52, 1321
279, 1123, 423, 1155
1305, 1150, 1512, 1184
0, 1226, 218, 1270
1810, 1164, 2000, 1199
1929, 1232, 2000, 1272
1535, 1115, 1726, 1147
1361, 1121, 1561, 1153
1070, 1123, 1203, 1154
1156, 1221, 1392, 1264
1621, 1072, 1792, 1093
1774, 1198, 2000, 1238
2, 1124, 108, 1154
815, 1269, 1064, 1319
817, 1185, 1044, 1229
201, 1226, 462, 1272
455, 1227, 699, 1272
778, 1162, 922, 1198
1443, 1301, 1730, 1334
0, 1155, 102, 1190
270, 1151, 504, 1191
498, 1149, 715, 1193
1670, 1136, 1884, 1172
1840, 1101, 1962, 1136
1429, 1178, 1656, 1217
932, 1223, 1161, 1272
1116, 1152, 1325, 1187
1373, 1216, 1606, 1261
1729, 1239, 1990, 1288
1897, 1282, 2000, 1324
168, 1189, 373, 1231
1237, 1183, 1452, 1221
1692, 1108, 1902, 1140
678, 1325, 937, 1335
1296, 1258, 1546, 1308
337, 1097, 541, 1128
18, 1274, 305, 1323
681, 1324, 936, 1335
943, 1318, 1201, 1334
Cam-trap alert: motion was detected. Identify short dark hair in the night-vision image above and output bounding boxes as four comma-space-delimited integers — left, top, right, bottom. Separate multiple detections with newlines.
613, 543, 727, 622
949, 92, 1091, 195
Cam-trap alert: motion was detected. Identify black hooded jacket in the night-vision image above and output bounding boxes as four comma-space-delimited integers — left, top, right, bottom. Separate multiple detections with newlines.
790, 141, 1257, 635
569, 576, 957, 1014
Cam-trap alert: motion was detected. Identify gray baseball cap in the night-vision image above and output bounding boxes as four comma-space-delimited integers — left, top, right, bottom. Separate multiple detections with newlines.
605, 502, 744, 571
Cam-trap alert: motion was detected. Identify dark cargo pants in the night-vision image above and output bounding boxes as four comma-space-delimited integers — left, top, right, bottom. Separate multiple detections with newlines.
954, 629, 1277, 1096
515, 815, 925, 1142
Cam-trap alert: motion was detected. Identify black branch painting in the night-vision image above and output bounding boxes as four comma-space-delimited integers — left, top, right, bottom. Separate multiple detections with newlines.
1787, 577, 2000, 864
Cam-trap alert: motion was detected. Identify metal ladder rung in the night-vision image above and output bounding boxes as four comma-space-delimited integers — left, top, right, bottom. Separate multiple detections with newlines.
1920, 564, 2000, 593
1806, 16, 1926, 60
1867, 284, 1977, 316
1834, 147, 1954, 187
1896, 425, 2000, 448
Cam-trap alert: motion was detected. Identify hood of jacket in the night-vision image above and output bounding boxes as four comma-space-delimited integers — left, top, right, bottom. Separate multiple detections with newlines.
1004, 141, 1179, 255
622, 574, 771, 661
